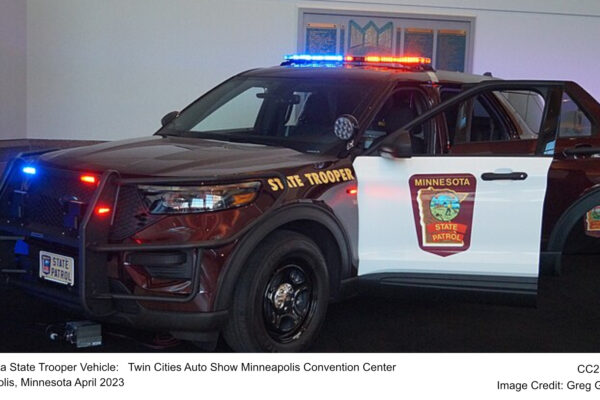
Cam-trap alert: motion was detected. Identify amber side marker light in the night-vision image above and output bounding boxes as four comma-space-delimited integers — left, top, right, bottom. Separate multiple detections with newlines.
231, 192, 258, 206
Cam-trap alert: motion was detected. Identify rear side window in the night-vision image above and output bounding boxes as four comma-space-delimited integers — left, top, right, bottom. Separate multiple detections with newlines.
559, 93, 593, 137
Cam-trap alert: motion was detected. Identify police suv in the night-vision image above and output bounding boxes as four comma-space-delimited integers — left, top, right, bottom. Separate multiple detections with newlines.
1, 54, 599, 352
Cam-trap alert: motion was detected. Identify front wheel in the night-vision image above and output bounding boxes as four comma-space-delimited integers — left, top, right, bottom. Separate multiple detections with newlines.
223, 230, 329, 352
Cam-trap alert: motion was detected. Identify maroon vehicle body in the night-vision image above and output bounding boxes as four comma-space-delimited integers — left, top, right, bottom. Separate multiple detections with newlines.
1, 63, 599, 347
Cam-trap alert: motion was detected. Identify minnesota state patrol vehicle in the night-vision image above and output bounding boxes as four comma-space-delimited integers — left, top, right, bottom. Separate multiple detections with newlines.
1, 54, 599, 352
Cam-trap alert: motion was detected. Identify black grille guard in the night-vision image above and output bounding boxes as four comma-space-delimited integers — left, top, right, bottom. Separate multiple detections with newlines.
0, 151, 290, 317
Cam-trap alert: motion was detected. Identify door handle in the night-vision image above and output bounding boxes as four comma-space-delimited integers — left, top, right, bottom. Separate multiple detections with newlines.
481, 172, 528, 181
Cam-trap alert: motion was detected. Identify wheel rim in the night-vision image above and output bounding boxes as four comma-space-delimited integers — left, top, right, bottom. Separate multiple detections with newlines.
263, 263, 316, 343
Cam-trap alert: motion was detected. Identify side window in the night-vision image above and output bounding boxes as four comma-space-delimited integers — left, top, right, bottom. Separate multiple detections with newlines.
363, 89, 430, 153
559, 93, 593, 137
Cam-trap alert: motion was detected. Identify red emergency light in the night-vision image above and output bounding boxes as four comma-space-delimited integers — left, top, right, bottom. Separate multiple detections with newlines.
80, 175, 97, 184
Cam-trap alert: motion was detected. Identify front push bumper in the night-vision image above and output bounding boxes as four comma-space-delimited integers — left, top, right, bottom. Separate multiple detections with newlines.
0, 154, 287, 337
1, 228, 230, 337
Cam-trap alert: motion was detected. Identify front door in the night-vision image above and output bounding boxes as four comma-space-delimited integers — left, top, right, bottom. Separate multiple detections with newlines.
354, 81, 563, 293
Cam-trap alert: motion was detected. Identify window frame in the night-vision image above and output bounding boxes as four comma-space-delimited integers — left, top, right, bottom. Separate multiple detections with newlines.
362, 80, 565, 157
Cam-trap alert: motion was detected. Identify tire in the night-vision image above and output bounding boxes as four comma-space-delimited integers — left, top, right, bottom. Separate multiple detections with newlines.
223, 230, 329, 352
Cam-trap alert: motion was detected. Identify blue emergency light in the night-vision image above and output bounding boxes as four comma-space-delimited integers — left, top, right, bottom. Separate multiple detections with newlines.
284, 54, 344, 62
22, 166, 36, 175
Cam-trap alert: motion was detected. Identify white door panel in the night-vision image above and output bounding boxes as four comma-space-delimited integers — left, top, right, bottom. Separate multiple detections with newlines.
355, 156, 552, 278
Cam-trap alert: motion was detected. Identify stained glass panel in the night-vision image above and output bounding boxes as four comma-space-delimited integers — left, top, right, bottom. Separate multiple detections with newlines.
301, 11, 472, 72
404, 28, 434, 59
436, 29, 467, 72
305, 23, 337, 55
348, 20, 393, 56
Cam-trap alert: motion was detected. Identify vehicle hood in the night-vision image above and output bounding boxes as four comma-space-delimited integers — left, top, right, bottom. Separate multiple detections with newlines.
39, 136, 334, 177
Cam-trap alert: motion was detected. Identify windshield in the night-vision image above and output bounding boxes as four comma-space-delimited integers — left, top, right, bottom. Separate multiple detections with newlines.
161, 76, 380, 155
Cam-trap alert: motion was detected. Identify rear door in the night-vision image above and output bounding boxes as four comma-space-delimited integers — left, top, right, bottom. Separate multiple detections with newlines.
354, 81, 563, 294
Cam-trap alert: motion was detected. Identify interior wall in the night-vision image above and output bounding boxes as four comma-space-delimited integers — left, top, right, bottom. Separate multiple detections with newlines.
26, 0, 297, 140
0, 0, 26, 140
25, 0, 600, 141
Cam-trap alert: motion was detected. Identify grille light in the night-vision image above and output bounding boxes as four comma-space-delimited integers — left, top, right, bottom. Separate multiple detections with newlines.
22, 166, 36, 175
95, 206, 111, 216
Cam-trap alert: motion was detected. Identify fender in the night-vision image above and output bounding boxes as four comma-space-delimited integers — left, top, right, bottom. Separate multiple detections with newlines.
546, 186, 600, 274
213, 202, 353, 311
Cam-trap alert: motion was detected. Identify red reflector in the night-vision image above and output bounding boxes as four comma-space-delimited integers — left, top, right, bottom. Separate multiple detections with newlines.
96, 207, 111, 215
347, 187, 358, 195
80, 175, 97, 184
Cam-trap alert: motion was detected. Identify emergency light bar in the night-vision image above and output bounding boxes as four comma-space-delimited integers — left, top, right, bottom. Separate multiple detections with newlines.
283, 54, 432, 67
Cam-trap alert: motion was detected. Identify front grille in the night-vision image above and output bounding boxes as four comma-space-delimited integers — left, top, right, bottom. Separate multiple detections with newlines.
0, 164, 97, 236
110, 185, 164, 241
0, 163, 164, 242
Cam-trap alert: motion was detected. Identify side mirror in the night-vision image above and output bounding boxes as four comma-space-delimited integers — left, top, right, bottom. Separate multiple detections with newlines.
161, 111, 179, 127
334, 114, 358, 141
379, 130, 412, 159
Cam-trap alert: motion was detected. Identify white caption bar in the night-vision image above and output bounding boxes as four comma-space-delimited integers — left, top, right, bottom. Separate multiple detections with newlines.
1, 354, 600, 399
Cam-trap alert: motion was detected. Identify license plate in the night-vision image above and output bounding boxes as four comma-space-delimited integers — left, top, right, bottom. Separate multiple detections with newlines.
39, 251, 75, 286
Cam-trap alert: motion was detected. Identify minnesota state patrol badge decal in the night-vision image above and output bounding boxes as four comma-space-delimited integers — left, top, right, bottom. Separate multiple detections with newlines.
409, 174, 477, 257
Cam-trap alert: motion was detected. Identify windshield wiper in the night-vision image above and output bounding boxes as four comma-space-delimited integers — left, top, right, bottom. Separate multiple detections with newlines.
165, 130, 302, 151
222, 136, 283, 146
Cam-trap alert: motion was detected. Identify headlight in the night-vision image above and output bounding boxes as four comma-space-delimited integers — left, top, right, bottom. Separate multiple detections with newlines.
138, 181, 261, 214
